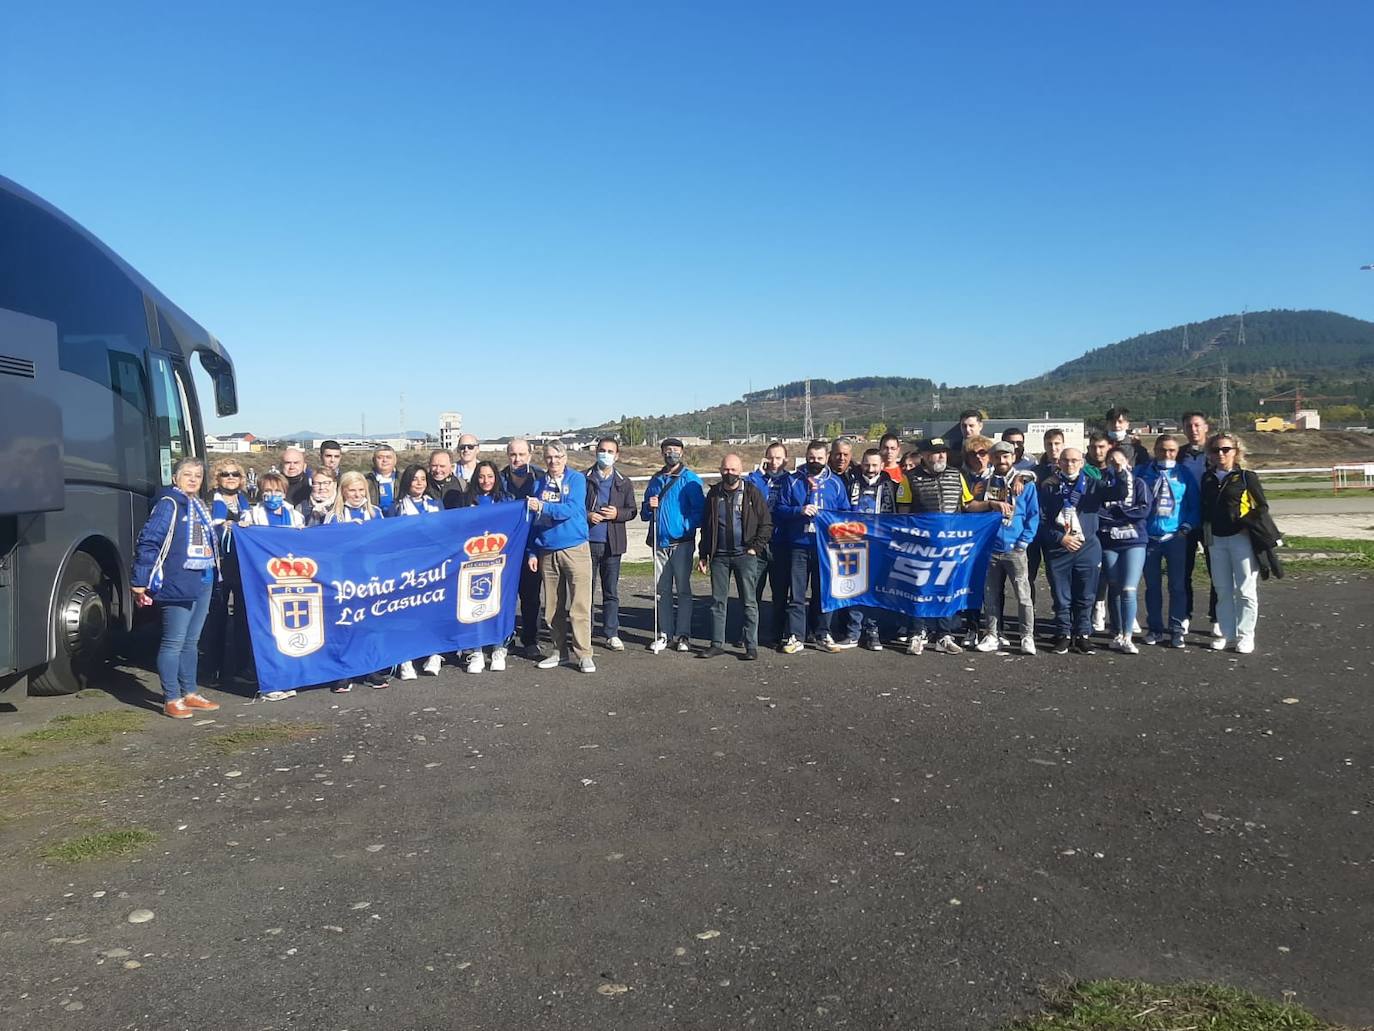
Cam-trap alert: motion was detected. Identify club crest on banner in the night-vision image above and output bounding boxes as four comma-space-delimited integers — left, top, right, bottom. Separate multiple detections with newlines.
458, 531, 507, 624
825, 520, 870, 600
265, 555, 324, 657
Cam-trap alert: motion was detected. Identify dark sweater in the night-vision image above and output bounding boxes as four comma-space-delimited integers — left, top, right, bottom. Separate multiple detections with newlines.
1201, 467, 1268, 539
698, 480, 772, 560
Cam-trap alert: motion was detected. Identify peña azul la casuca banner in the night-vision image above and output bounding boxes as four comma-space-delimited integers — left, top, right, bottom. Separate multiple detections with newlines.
235, 503, 530, 690
814, 509, 1001, 617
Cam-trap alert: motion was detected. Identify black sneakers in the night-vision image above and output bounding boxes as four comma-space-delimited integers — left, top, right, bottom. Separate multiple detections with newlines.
1071, 636, 1095, 655
1052, 635, 1070, 654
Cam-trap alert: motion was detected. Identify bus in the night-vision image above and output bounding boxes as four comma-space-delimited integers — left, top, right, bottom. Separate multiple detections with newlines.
0, 176, 239, 696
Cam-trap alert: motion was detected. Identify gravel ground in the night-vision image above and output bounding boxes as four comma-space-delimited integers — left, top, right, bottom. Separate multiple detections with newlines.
0, 572, 1370, 1030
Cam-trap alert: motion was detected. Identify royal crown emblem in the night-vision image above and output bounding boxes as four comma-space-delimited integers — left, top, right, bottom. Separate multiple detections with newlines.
265, 553, 324, 657
827, 520, 867, 543
458, 533, 507, 624
463, 531, 508, 557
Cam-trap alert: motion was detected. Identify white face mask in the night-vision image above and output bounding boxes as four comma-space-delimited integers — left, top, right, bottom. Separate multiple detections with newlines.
1159, 459, 1176, 469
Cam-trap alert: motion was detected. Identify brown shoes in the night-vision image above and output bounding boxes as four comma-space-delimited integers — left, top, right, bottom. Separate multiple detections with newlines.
181, 693, 221, 712
164, 699, 194, 719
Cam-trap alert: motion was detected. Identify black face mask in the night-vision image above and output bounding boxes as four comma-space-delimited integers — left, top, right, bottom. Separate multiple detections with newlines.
721, 473, 740, 488
805, 461, 825, 476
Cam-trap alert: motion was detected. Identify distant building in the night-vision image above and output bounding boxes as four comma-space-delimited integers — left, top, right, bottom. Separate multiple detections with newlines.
205, 432, 256, 453
1295, 408, 1321, 430
438, 412, 463, 451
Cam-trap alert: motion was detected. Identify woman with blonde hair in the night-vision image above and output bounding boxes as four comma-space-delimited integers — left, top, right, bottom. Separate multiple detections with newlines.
1200, 432, 1267, 654
326, 471, 384, 524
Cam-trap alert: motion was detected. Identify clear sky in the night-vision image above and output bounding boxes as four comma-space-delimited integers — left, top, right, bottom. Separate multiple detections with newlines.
4, 2, 1372, 438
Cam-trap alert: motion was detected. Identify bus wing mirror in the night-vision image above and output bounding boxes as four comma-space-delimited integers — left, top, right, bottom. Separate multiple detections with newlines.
214, 369, 238, 417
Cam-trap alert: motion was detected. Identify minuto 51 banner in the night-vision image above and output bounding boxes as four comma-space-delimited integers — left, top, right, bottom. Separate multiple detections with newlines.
814, 510, 1001, 617
235, 503, 530, 690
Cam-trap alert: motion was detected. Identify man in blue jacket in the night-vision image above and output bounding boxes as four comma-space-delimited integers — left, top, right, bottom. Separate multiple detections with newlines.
976, 441, 1041, 655
775, 439, 849, 654
1139, 433, 1201, 648
526, 442, 595, 673
640, 438, 706, 653
746, 441, 794, 646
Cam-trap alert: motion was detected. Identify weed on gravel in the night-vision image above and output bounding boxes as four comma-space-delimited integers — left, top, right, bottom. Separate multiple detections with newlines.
0, 711, 150, 759
41, 828, 157, 864
208, 722, 326, 754
1005, 979, 1350, 1030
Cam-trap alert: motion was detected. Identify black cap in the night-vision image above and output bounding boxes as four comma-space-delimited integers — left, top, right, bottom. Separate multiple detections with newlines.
661, 437, 684, 449
918, 437, 950, 453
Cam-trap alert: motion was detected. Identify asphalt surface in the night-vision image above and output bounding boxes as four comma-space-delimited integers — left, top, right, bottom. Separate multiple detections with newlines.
1, 572, 1371, 1030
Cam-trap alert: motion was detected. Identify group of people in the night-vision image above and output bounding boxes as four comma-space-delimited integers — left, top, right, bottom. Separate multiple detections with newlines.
131, 410, 1271, 718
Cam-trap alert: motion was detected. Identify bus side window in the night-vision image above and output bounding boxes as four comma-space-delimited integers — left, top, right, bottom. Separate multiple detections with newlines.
150, 353, 190, 486
109, 350, 156, 490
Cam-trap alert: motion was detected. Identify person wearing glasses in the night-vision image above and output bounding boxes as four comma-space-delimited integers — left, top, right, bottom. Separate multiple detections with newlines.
299, 467, 338, 526
584, 438, 637, 653
527, 442, 596, 673
500, 439, 547, 660
452, 435, 481, 493
1200, 433, 1266, 654
1001, 427, 1036, 472
202, 458, 253, 690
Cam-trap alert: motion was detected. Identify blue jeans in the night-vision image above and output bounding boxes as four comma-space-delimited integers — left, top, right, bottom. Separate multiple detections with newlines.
1046, 540, 1101, 637
1144, 535, 1189, 635
1101, 546, 1145, 638
654, 541, 695, 639
157, 582, 213, 701
709, 553, 761, 648
786, 543, 830, 641
589, 542, 622, 638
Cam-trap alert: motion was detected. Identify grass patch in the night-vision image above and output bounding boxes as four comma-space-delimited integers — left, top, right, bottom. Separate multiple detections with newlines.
0, 762, 119, 825
1006, 979, 1346, 1030
207, 721, 325, 754
41, 828, 156, 864
1281, 536, 1374, 572
77, 688, 106, 698
0, 710, 149, 759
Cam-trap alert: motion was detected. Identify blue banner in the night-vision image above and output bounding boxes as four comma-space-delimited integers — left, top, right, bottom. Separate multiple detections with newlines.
235, 503, 530, 690
814, 510, 1002, 616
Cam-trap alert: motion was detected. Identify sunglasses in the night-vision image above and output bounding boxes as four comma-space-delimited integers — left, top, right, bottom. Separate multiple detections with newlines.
1209, 446, 1235, 454
219, 471, 242, 477
458, 444, 477, 450
971, 449, 990, 456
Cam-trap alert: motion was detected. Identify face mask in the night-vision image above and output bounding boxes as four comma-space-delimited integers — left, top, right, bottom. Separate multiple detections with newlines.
596, 451, 616, 469
721, 472, 740, 488
805, 461, 824, 476
263, 494, 284, 511
1108, 429, 1126, 441
1159, 459, 1177, 469
509, 462, 527, 475
662, 451, 682, 466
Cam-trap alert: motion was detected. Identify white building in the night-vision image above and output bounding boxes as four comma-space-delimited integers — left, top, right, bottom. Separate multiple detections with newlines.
438, 412, 463, 451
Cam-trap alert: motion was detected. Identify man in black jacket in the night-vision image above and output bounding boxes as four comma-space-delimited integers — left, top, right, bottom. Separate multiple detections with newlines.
585, 437, 638, 651
697, 453, 772, 660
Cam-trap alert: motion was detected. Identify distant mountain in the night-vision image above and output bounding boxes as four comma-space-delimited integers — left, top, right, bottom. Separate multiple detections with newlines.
591, 309, 1374, 441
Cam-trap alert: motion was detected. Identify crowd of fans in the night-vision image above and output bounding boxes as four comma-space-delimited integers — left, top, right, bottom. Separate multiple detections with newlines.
130, 409, 1270, 717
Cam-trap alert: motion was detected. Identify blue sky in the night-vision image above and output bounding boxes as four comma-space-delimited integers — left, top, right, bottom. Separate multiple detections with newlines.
4, 2, 1372, 437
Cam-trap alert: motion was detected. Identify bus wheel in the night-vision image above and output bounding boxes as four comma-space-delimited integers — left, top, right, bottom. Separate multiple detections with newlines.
30, 553, 113, 696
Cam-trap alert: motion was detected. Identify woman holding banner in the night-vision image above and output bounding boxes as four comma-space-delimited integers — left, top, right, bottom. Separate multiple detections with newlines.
457, 461, 513, 672
391, 465, 445, 679
247, 472, 305, 528
327, 472, 385, 524
130, 457, 223, 719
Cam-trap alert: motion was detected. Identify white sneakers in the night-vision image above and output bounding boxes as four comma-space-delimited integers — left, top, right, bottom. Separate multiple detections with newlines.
536, 653, 563, 669
489, 647, 507, 672
1092, 601, 1107, 633
1111, 634, 1139, 655
648, 634, 668, 654
906, 634, 925, 655
579, 656, 596, 673
975, 633, 1001, 653
1210, 636, 1229, 651
465, 652, 484, 674
606, 636, 625, 652
398, 661, 418, 681
1236, 636, 1255, 654
422, 654, 443, 676
933, 635, 963, 655
781, 636, 804, 655
674, 636, 690, 652
1020, 635, 1037, 655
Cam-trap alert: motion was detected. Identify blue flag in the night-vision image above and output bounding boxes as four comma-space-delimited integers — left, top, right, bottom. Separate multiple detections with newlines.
814, 510, 1001, 617
235, 503, 530, 690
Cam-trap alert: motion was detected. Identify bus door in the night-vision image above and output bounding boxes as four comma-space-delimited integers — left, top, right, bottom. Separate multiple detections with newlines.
148, 352, 197, 487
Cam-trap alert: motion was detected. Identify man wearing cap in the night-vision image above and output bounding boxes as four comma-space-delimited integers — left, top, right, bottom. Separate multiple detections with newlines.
901, 436, 974, 654
641, 438, 706, 653
976, 441, 1041, 654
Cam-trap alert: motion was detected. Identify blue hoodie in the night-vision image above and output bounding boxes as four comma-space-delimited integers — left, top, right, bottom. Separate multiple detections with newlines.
747, 467, 794, 545
640, 466, 706, 546
1138, 462, 1201, 540
988, 474, 1041, 552
775, 466, 849, 547
530, 468, 590, 554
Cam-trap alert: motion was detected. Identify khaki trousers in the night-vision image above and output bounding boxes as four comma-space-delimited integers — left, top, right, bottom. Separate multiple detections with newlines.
539, 543, 593, 660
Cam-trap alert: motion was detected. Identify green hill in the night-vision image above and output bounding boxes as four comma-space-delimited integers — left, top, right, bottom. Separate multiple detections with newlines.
598, 309, 1374, 442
